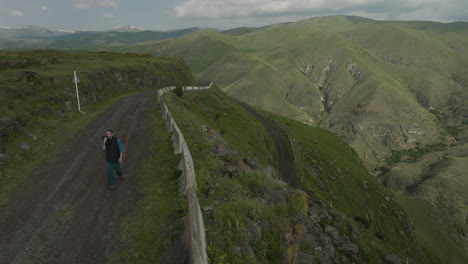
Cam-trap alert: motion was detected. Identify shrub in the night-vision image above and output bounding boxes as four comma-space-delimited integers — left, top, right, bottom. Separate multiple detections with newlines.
354, 216, 371, 229
174, 86, 183, 97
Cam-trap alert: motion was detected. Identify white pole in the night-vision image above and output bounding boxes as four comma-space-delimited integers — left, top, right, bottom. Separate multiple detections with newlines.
74, 71, 84, 114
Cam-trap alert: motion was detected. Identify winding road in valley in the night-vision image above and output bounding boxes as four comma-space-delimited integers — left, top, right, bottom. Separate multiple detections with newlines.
236, 101, 297, 187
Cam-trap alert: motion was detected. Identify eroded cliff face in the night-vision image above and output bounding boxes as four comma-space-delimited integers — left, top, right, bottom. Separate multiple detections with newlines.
296, 55, 439, 170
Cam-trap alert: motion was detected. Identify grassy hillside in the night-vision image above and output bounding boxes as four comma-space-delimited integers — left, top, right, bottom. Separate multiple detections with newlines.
0, 50, 194, 204
264, 110, 467, 263
163, 86, 438, 263
118, 16, 468, 257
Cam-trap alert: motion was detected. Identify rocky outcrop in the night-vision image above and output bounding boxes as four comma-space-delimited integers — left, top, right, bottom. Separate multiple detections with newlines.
296, 200, 366, 264
345, 61, 362, 83
0, 57, 41, 69
16, 71, 37, 81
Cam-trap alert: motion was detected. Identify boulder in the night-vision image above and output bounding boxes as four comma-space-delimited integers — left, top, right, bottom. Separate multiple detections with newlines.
247, 221, 262, 242
201, 124, 209, 133
242, 157, 257, 170
362, 181, 368, 190
0, 153, 10, 163
19, 142, 31, 151
384, 254, 401, 264
222, 165, 241, 178
27, 133, 38, 140
298, 252, 317, 264
241, 246, 256, 259
338, 243, 359, 255
324, 225, 341, 242
308, 211, 320, 224
269, 190, 287, 206
65, 101, 72, 110
16, 71, 37, 81
238, 160, 253, 173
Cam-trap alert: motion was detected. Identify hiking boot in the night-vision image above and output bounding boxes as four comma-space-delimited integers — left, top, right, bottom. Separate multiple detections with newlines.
120, 176, 125, 181
108, 186, 116, 191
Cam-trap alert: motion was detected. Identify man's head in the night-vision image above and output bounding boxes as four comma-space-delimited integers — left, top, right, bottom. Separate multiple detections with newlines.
106, 129, 114, 139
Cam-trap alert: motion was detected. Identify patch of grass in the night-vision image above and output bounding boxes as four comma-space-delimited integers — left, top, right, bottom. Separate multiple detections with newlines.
111, 103, 186, 263
165, 86, 275, 166
385, 142, 447, 166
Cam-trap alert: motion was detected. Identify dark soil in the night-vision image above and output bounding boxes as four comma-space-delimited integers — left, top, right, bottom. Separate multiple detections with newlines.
0, 91, 158, 264
236, 102, 297, 187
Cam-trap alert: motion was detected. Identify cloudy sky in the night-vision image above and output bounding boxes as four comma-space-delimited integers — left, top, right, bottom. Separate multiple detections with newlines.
1, 0, 467, 30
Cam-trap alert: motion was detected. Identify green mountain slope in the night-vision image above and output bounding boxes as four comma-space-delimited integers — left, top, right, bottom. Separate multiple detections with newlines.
163, 86, 439, 263
118, 15, 468, 260
125, 16, 468, 166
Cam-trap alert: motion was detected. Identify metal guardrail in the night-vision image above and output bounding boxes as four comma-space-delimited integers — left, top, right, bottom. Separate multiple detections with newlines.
158, 83, 213, 264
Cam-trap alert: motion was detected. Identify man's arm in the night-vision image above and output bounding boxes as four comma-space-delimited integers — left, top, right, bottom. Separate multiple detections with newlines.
102, 137, 107, 152
117, 138, 124, 162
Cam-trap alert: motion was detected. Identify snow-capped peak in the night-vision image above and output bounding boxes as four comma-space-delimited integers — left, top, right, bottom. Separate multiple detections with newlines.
113, 25, 144, 32
0, 26, 11, 30
58, 29, 76, 34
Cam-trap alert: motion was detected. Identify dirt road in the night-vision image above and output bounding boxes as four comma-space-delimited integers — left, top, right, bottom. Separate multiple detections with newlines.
0, 91, 158, 264
236, 101, 297, 187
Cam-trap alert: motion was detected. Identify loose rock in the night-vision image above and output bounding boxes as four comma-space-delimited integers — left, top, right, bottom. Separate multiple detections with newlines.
19, 142, 32, 151
65, 101, 72, 110
324, 225, 341, 242
298, 253, 317, 264
384, 254, 401, 264
0, 153, 10, 162
338, 243, 359, 255
28, 133, 38, 140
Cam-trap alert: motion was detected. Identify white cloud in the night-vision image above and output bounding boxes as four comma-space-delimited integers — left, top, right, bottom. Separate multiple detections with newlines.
74, 1, 94, 10
174, 0, 468, 22
41, 5, 49, 12
74, 0, 118, 10
103, 13, 115, 18
10, 10, 26, 17
99, 0, 118, 7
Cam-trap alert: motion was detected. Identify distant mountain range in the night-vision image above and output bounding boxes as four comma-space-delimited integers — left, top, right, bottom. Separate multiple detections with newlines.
0, 25, 216, 49
0, 24, 144, 34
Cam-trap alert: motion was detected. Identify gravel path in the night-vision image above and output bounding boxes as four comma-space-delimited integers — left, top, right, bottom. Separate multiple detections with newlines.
0, 91, 158, 264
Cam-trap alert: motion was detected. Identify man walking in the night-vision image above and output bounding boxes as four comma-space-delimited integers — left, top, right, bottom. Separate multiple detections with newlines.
102, 129, 125, 190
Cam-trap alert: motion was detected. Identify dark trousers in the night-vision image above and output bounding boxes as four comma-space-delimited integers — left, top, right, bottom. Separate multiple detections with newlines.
106, 161, 122, 186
